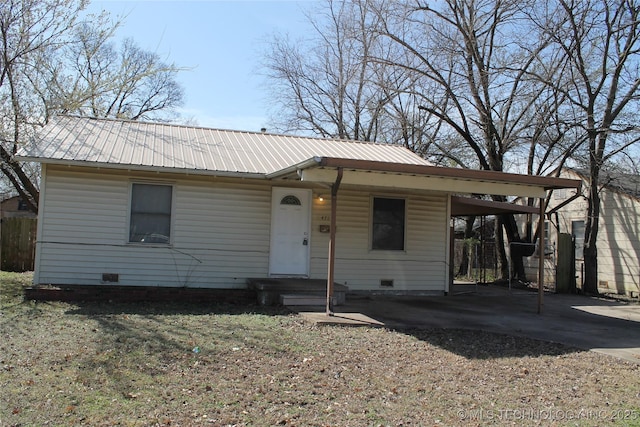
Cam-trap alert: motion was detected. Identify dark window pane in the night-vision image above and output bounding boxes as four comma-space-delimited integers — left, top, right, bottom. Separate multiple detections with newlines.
130, 184, 172, 243
281, 195, 301, 205
17, 198, 29, 211
372, 198, 405, 250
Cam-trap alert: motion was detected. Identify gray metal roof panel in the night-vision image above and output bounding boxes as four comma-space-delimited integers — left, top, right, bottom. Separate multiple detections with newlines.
20, 116, 432, 175
568, 168, 640, 199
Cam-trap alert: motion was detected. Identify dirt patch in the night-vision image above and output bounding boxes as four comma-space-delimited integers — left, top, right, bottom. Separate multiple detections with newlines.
1, 272, 639, 426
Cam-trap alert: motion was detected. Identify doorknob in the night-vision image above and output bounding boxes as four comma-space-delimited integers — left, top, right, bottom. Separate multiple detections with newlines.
303, 238, 308, 246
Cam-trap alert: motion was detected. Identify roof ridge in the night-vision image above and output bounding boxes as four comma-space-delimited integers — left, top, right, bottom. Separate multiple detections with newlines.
56, 114, 404, 148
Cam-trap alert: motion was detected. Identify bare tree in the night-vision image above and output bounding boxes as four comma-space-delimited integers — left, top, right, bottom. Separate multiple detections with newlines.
265, 0, 384, 140
0, 0, 87, 212
265, 0, 640, 286
0, 0, 185, 213
531, 0, 640, 294
264, 0, 434, 151
369, 0, 574, 278
60, 25, 184, 121
265, 0, 588, 280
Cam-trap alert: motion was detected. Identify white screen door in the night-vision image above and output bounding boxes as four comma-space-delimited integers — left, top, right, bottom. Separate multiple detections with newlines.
269, 187, 311, 276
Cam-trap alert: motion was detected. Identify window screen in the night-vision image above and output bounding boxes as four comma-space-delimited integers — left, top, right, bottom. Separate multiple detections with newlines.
129, 183, 172, 243
372, 197, 405, 250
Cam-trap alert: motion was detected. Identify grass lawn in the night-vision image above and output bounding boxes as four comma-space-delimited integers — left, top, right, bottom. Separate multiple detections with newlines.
1, 271, 639, 426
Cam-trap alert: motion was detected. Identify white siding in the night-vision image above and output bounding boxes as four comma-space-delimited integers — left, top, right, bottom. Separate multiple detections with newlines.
592, 185, 640, 295
555, 179, 640, 296
309, 189, 449, 291
37, 166, 272, 288
36, 166, 450, 292
532, 171, 640, 296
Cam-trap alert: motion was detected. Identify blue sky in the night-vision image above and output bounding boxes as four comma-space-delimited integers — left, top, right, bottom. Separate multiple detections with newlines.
86, 1, 318, 131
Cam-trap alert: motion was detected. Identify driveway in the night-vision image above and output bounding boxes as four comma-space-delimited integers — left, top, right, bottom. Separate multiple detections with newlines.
301, 284, 640, 364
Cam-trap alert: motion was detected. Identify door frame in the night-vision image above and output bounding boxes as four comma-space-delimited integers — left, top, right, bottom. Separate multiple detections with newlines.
269, 187, 312, 277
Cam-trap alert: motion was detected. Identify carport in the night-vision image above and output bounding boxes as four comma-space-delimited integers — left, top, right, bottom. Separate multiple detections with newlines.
270, 157, 582, 315
450, 195, 543, 299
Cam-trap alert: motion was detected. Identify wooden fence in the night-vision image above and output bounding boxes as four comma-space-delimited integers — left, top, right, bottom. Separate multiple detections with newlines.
1, 217, 37, 272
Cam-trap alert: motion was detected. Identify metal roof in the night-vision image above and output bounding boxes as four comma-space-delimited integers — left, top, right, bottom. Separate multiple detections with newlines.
18, 116, 432, 176
567, 168, 640, 200
288, 157, 583, 194
18, 116, 582, 197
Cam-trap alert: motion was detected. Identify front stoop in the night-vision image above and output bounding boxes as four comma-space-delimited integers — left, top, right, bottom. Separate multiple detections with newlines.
247, 278, 348, 306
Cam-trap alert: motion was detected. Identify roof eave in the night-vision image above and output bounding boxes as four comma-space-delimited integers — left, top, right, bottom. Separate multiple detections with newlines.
17, 157, 267, 179
316, 157, 582, 191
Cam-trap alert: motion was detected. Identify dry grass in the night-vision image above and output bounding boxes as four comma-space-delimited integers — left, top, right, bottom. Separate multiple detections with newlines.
1, 272, 639, 426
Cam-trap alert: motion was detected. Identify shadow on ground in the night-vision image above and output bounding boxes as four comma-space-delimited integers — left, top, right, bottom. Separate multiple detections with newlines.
51, 284, 640, 363
318, 285, 640, 363
64, 300, 289, 317
404, 327, 580, 359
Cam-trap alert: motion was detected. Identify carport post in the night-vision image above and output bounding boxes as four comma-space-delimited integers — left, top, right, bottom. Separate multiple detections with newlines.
537, 196, 546, 314
326, 168, 343, 316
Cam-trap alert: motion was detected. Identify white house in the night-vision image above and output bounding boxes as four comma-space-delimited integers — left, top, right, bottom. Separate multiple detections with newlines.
18, 116, 580, 299
545, 169, 640, 297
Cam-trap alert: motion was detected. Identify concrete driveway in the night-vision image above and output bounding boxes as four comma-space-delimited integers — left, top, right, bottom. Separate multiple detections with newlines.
301, 284, 640, 364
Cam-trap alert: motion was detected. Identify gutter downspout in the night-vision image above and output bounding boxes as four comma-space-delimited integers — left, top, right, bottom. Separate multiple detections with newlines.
326, 167, 343, 316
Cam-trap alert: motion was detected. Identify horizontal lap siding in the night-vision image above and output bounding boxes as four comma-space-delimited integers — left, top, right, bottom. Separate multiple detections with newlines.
555, 179, 640, 295
310, 190, 448, 291
37, 167, 271, 288
596, 191, 640, 294
38, 167, 450, 291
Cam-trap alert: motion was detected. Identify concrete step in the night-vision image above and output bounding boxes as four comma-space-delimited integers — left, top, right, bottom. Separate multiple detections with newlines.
280, 293, 340, 306
248, 278, 348, 306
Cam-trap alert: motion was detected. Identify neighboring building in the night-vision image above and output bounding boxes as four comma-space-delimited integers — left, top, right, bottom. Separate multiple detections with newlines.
1, 195, 37, 219
17, 116, 580, 294
524, 169, 640, 297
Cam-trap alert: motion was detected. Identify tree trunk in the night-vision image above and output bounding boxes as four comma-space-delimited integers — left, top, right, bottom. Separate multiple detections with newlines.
494, 216, 509, 279
490, 197, 527, 281
502, 213, 529, 280
0, 144, 40, 213
583, 166, 600, 295
456, 216, 475, 277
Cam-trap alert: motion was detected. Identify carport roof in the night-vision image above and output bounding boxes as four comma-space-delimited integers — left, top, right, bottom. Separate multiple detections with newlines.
272, 157, 582, 198
450, 196, 540, 216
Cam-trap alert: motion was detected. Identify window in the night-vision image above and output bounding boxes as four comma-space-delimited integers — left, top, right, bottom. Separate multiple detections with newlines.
129, 183, 172, 244
17, 198, 29, 211
542, 221, 554, 257
553, 189, 566, 200
372, 197, 405, 250
571, 220, 585, 259
280, 195, 301, 205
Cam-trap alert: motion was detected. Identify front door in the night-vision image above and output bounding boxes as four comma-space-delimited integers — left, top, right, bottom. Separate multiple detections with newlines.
269, 187, 311, 277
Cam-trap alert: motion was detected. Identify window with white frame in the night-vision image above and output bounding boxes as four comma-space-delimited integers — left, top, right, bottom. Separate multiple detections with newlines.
129, 183, 172, 244
571, 220, 585, 259
371, 197, 405, 250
